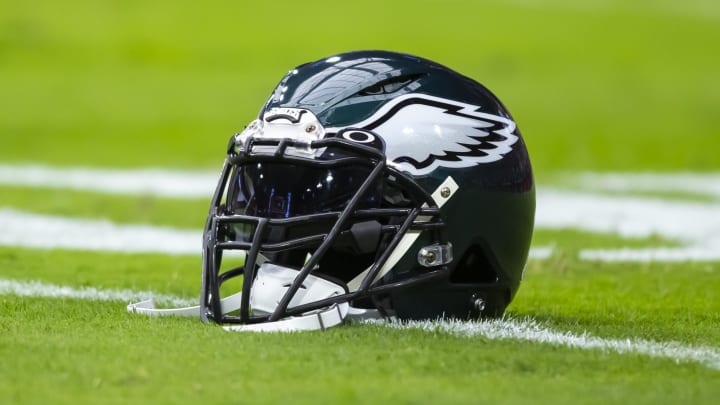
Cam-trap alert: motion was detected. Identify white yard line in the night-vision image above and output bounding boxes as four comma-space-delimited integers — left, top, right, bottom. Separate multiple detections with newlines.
580, 248, 720, 262
1, 277, 717, 370
0, 208, 200, 255
537, 189, 720, 240
528, 245, 554, 260
0, 278, 196, 307
372, 317, 720, 371
0, 164, 217, 198
538, 189, 720, 261
565, 172, 720, 199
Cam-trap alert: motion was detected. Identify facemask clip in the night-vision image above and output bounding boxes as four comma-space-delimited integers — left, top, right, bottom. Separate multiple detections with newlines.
417, 243, 453, 267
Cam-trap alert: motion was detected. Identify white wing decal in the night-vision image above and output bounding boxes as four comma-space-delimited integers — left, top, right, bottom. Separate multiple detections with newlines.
330, 94, 518, 176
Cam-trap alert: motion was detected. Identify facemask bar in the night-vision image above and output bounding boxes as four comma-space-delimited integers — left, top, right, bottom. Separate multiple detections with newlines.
201, 134, 448, 325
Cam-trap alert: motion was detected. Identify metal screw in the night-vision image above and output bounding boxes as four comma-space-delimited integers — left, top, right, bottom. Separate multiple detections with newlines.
440, 186, 451, 198
473, 298, 486, 312
305, 124, 317, 133
422, 250, 437, 264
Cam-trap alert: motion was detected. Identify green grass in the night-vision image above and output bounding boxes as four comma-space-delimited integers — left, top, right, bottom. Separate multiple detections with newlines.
519, 258, 719, 346
1, 0, 720, 403
1, 306, 717, 405
0, 248, 198, 296
1, 247, 718, 404
3, 299, 717, 405
1, 0, 719, 172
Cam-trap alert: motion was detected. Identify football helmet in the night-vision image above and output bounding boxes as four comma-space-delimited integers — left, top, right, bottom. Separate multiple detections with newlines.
129, 50, 535, 331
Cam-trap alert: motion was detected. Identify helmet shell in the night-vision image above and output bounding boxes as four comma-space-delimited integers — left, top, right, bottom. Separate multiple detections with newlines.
258, 50, 535, 318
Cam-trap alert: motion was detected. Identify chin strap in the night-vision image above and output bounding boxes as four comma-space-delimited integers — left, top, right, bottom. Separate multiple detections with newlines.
127, 297, 382, 332
127, 263, 383, 332
127, 291, 243, 318
223, 302, 350, 332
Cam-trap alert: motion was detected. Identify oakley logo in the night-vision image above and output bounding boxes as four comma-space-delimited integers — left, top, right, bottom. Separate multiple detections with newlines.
341, 130, 377, 144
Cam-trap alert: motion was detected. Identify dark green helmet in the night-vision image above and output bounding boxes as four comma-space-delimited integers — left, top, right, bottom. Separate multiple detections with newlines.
200, 50, 535, 330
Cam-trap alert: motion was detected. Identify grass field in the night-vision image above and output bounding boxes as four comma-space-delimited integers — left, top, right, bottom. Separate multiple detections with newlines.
1, 0, 719, 403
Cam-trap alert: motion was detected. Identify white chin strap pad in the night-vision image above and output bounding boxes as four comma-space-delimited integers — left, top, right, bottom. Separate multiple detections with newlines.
249, 262, 346, 315
127, 263, 375, 332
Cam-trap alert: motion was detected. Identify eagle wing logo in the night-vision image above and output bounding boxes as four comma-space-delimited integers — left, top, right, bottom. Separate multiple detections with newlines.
331, 94, 519, 176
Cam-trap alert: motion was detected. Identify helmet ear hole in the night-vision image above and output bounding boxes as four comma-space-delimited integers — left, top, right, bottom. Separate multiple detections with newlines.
450, 244, 499, 284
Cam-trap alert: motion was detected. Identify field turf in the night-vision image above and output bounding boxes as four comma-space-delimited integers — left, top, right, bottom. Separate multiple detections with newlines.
1, 0, 719, 404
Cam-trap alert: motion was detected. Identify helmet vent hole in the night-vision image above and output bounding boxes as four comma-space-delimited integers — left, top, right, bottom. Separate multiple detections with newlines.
450, 244, 499, 284
356, 74, 422, 96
